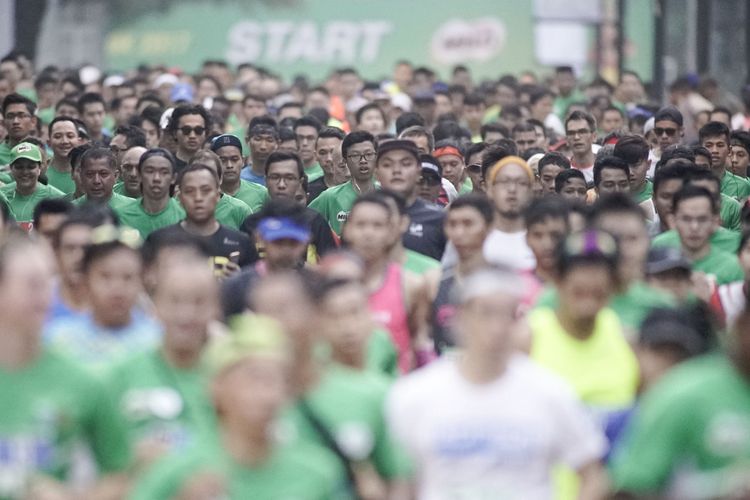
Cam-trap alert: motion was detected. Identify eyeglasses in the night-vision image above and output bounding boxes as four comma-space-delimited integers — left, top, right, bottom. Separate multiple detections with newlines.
267, 173, 300, 184
493, 177, 531, 189
90, 224, 142, 249
654, 127, 678, 137
566, 128, 591, 137
5, 112, 32, 121
346, 152, 377, 162
467, 163, 482, 173
179, 126, 206, 136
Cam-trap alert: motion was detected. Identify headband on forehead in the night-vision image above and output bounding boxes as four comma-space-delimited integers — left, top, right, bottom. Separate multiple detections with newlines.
487, 156, 535, 185
434, 145, 463, 159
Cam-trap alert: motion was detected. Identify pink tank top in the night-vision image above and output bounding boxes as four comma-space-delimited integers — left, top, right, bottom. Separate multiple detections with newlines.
368, 264, 412, 373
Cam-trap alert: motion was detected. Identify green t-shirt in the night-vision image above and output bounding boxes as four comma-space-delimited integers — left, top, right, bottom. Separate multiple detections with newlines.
366, 328, 399, 378
720, 193, 742, 231
308, 181, 360, 235
215, 194, 253, 230
458, 177, 473, 195
227, 179, 268, 213
45, 166, 76, 195
652, 227, 741, 254
611, 355, 750, 497
74, 192, 139, 216
534, 281, 674, 334
0, 349, 131, 499
720, 170, 750, 202
130, 435, 347, 500
113, 181, 139, 199
118, 198, 186, 239
107, 349, 215, 455
0, 183, 64, 227
283, 364, 409, 480
403, 249, 441, 276
633, 180, 653, 204
0, 141, 12, 166
305, 162, 325, 183
692, 245, 744, 285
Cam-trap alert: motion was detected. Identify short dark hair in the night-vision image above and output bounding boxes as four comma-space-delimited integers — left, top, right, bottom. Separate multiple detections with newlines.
480, 122, 509, 141
137, 93, 165, 111
293, 115, 323, 133
465, 142, 488, 163
538, 152, 571, 175
602, 105, 624, 118
613, 134, 650, 165
698, 121, 730, 143
710, 106, 732, 121
653, 163, 690, 194
526, 118, 547, 137
32, 198, 73, 230
463, 93, 484, 107
433, 121, 471, 143
399, 125, 434, 151
349, 192, 393, 220
34, 73, 58, 91
371, 189, 407, 216
113, 125, 147, 149
672, 185, 717, 214
691, 145, 712, 164
686, 168, 721, 194
555, 168, 586, 193
355, 103, 386, 127
593, 155, 630, 187
2, 93, 36, 116
265, 151, 304, 177
138, 148, 176, 174
55, 97, 78, 112
512, 122, 537, 135
342, 130, 376, 159
564, 110, 596, 132
448, 194, 494, 225
76, 92, 106, 114
168, 104, 212, 135
80, 147, 116, 171
529, 87, 555, 106
731, 131, 750, 153
480, 141, 518, 180
53, 205, 120, 249
524, 196, 570, 228
48, 116, 79, 138
177, 162, 220, 188
316, 126, 346, 144
395, 112, 425, 135
657, 144, 695, 170
589, 192, 644, 225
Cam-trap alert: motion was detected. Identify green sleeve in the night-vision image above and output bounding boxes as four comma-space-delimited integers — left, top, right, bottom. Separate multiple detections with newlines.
308, 191, 329, 218
128, 453, 204, 500
610, 386, 692, 492
83, 377, 133, 473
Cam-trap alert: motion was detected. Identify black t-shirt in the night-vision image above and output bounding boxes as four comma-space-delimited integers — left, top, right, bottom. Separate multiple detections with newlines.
306, 177, 328, 204
241, 206, 339, 261
403, 198, 447, 261
147, 222, 259, 267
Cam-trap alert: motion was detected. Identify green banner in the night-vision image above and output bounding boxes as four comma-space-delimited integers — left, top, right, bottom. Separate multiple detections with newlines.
105, 0, 538, 80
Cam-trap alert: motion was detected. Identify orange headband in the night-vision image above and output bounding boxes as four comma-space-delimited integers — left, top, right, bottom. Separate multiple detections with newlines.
487, 156, 535, 185
433, 146, 463, 159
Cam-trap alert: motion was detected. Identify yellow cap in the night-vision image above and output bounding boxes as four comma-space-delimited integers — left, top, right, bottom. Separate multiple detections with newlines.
487, 155, 535, 185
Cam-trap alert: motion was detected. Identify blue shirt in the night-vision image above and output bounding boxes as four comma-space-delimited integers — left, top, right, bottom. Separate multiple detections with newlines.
240, 165, 266, 186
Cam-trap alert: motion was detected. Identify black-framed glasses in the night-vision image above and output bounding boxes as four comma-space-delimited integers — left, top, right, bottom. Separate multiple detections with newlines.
179, 126, 206, 136
346, 152, 377, 162
5, 112, 32, 121
267, 173, 300, 184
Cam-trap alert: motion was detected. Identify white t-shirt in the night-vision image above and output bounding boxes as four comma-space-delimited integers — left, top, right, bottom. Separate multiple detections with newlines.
441, 229, 536, 272
386, 355, 606, 500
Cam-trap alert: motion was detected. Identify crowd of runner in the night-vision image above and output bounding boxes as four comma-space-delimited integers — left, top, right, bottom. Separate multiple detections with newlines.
1, 51, 750, 499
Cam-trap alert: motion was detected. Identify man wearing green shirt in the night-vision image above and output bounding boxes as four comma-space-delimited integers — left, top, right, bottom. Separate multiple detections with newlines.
700, 120, 750, 202
211, 134, 268, 212
310, 130, 377, 235
108, 254, 217, 467
113, 145, 146, 199
611, 322, 750, 496
240, 116, 280, 186
673, 185, 744, 285
118, 148, 185, 239
686, 167, 743, 232
307, 126, 349, 203
46, 116, 84, 195
0, 93, 38, 167
0, 235, 131, 499
73, 147, 137, 214
130, 314, 348, 500
294, 115, 325, 182
614, 135, 655, 215
189, 152, 254, 230
1, 142, 64, 231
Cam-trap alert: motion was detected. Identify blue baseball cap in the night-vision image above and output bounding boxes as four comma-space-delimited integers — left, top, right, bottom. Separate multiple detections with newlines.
257, 217, 310, 243
211, 134, 243, 152
170, 83, 194, 103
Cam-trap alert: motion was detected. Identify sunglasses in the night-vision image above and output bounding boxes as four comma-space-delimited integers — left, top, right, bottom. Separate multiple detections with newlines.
654, 127, 678, 137
179, 126, 206, 136
467, 163, 482, 173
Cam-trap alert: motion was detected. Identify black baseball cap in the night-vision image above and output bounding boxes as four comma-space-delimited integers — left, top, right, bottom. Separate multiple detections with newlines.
646, 247, 691, 275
